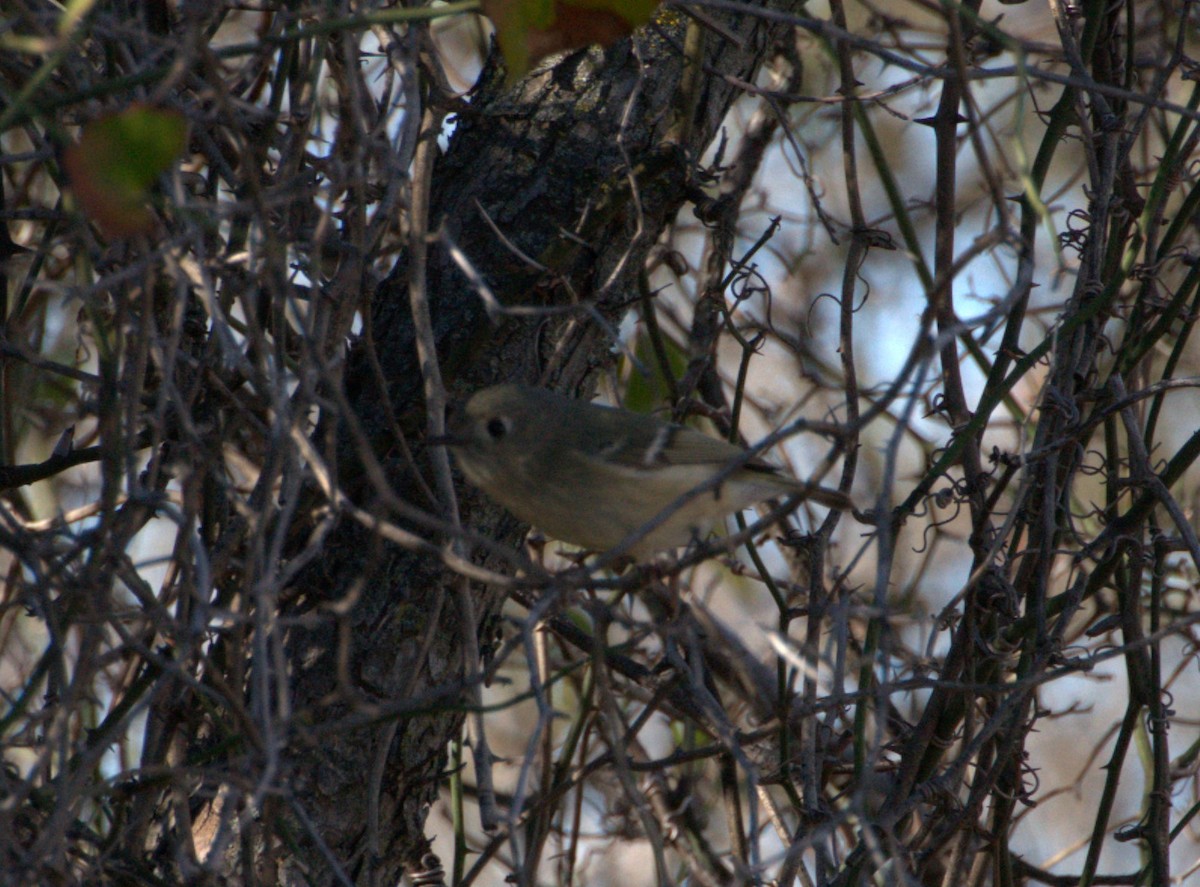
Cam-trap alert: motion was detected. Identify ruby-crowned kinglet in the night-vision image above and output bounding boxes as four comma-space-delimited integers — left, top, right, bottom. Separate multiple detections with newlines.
433, 384, 850, 557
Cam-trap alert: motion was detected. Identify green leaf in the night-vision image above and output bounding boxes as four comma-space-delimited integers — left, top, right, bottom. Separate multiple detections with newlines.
622, 325, 687, 413
64, 104, 187, 238
481, 0, 663, 81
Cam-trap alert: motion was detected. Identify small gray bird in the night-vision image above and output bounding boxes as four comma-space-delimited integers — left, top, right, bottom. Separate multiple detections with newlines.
433, 384, 850, 557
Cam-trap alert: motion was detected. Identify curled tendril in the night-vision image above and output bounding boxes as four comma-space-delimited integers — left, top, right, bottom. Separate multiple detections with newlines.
409, 853, 445, 887
912, 493, 964, 554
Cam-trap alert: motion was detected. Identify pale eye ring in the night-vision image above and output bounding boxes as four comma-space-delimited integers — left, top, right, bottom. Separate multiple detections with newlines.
486, 417, 508, 440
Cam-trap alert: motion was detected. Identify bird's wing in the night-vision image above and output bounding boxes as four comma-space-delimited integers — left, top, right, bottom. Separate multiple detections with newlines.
585, 414, 764, 470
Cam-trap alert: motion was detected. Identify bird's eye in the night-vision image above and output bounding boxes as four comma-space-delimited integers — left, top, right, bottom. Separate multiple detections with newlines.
486, 417, 508, 440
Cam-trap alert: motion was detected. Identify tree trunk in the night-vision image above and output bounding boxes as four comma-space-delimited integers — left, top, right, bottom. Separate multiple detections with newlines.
275, 7, 800, 882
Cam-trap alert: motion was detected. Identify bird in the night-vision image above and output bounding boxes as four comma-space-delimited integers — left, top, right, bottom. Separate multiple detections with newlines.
433, 384, 850, 558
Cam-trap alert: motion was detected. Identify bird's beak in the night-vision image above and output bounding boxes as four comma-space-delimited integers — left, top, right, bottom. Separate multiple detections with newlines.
427, 400, 470, 448
427, 430, 468, 448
